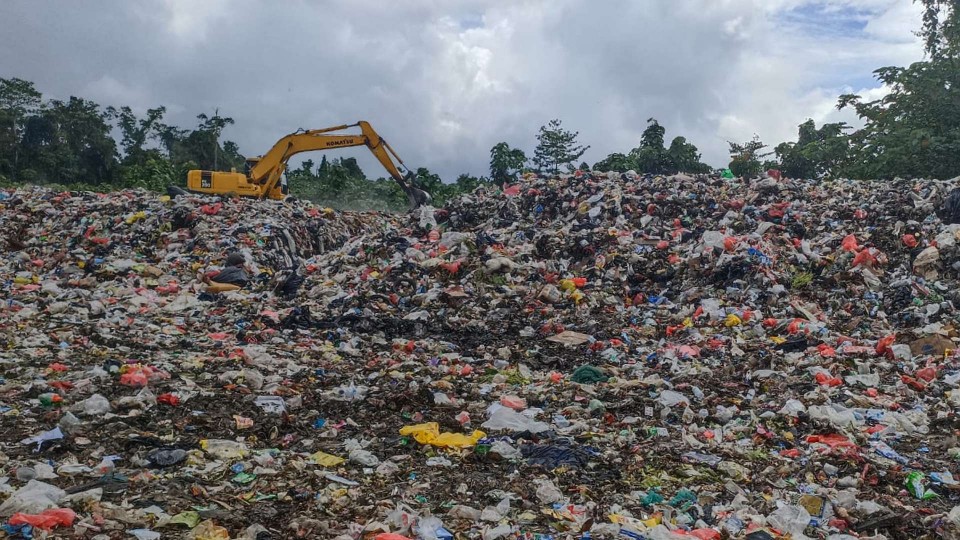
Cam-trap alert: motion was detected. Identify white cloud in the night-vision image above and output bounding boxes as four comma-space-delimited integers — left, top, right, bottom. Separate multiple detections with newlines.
0, 0, 926, 177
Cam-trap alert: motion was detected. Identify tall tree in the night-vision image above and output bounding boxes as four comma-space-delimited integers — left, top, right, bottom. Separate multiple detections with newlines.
594, 118, 709, 174
774, 119, 850, 179
533, 119, 589, 174
19, 97, 118, 184
489, 142, 527, 186
454, 173, 486, 193
107, 105, 167, 166
593, 152, 633, 173
727, 135, 771, 178
0, 77, 42, 178
665, 136, 711, 174
836, 0, 960, 179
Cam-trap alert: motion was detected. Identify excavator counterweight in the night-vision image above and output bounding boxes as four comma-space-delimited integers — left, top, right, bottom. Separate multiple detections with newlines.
183, 121, 431, 209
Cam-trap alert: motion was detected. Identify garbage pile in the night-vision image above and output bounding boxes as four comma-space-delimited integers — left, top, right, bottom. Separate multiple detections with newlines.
2, 172, 960, 539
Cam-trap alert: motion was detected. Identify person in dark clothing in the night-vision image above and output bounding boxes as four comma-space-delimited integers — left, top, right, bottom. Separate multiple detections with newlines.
203, 252, 251, 291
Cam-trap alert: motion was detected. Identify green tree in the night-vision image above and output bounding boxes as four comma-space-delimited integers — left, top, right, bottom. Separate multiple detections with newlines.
533, 119, 589, 174
665, 136, 711, 174
727, 135, 770, 178
593, 152, 633, 172
640, 118, 665, 149
594, 119, 709, 174
412, 167, 449, 202
454, 173, 487, 193
774, 119, 850, 179
19, 97, 118, 184
489, 142, 527, 185
632, 119, 668, 174
107, 105, 167, 166
836, 0, 960, 179
0, 78, 42, 179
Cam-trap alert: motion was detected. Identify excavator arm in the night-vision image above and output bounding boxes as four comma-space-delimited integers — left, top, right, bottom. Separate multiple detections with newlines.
184, 121, 431, 208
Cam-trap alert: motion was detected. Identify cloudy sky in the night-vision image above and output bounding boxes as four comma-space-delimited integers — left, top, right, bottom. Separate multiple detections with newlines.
0, 0, 924, 179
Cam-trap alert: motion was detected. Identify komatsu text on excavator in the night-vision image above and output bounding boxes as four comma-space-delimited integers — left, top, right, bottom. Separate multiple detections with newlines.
182, 121, 431, 209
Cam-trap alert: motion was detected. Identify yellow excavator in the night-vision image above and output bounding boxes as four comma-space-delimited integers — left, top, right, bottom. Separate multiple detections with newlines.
178, 121, 431, 208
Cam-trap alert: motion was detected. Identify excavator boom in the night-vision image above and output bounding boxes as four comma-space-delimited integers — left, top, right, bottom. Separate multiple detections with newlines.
184, 121, 431, 208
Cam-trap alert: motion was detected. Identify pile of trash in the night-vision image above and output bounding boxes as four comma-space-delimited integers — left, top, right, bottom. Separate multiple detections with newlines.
2, 171, 960, 539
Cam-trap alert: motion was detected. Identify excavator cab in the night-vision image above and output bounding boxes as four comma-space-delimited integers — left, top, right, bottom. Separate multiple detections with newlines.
180, 121, 430, 209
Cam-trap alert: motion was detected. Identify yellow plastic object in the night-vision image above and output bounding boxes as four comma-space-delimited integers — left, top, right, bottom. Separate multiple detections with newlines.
310, 451, 345, 467
206, 282, 241, 293
399, 422, 486, 448
125, 211, 147, 224
724, 313, 742, 327
190, 519, 230, 540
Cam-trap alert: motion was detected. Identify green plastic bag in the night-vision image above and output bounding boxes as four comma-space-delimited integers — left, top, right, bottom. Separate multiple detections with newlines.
906, 471, 938, 499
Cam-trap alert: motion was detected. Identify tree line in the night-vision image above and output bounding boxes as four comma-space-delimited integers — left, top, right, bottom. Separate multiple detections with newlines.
0, 0, 956, 208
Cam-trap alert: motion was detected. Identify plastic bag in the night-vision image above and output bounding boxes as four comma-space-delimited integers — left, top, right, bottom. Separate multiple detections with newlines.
8, 507, 76, 530
534, 479, 563, 503
414, 516, 446, 540
767, 505, 811, 538
200, 439, 249, 459
9, 508, 77, 530
78, 393, 111, 415
0, 480, 66, 517
399, 422, 486, 448
657, 390, 690, 407
481, 407, 549, 433
190, 519, 230, 540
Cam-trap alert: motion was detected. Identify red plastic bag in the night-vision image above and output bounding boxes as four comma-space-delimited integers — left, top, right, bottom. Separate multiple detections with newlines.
158, 393, 181, 406
841, 234, 859, 252
902, 234, 918, 248
120, 371, 148, 387
852, 249, 876, 267
200, 202, 223, 215
9, 508, 76, 530
374, 534, 414, 540
806, 433, 856, 449
902, 375, 927, 391
916, 365, 937, 382
875, 334, 896, 355
815, 372, 843, 387
500, 395, 527, 410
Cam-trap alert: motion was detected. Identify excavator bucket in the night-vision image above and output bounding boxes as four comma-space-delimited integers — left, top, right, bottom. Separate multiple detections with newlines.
399, 172, 433, 209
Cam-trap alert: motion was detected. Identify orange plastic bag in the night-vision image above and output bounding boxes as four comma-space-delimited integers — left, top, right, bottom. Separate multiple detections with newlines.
9, 508, 76, 530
